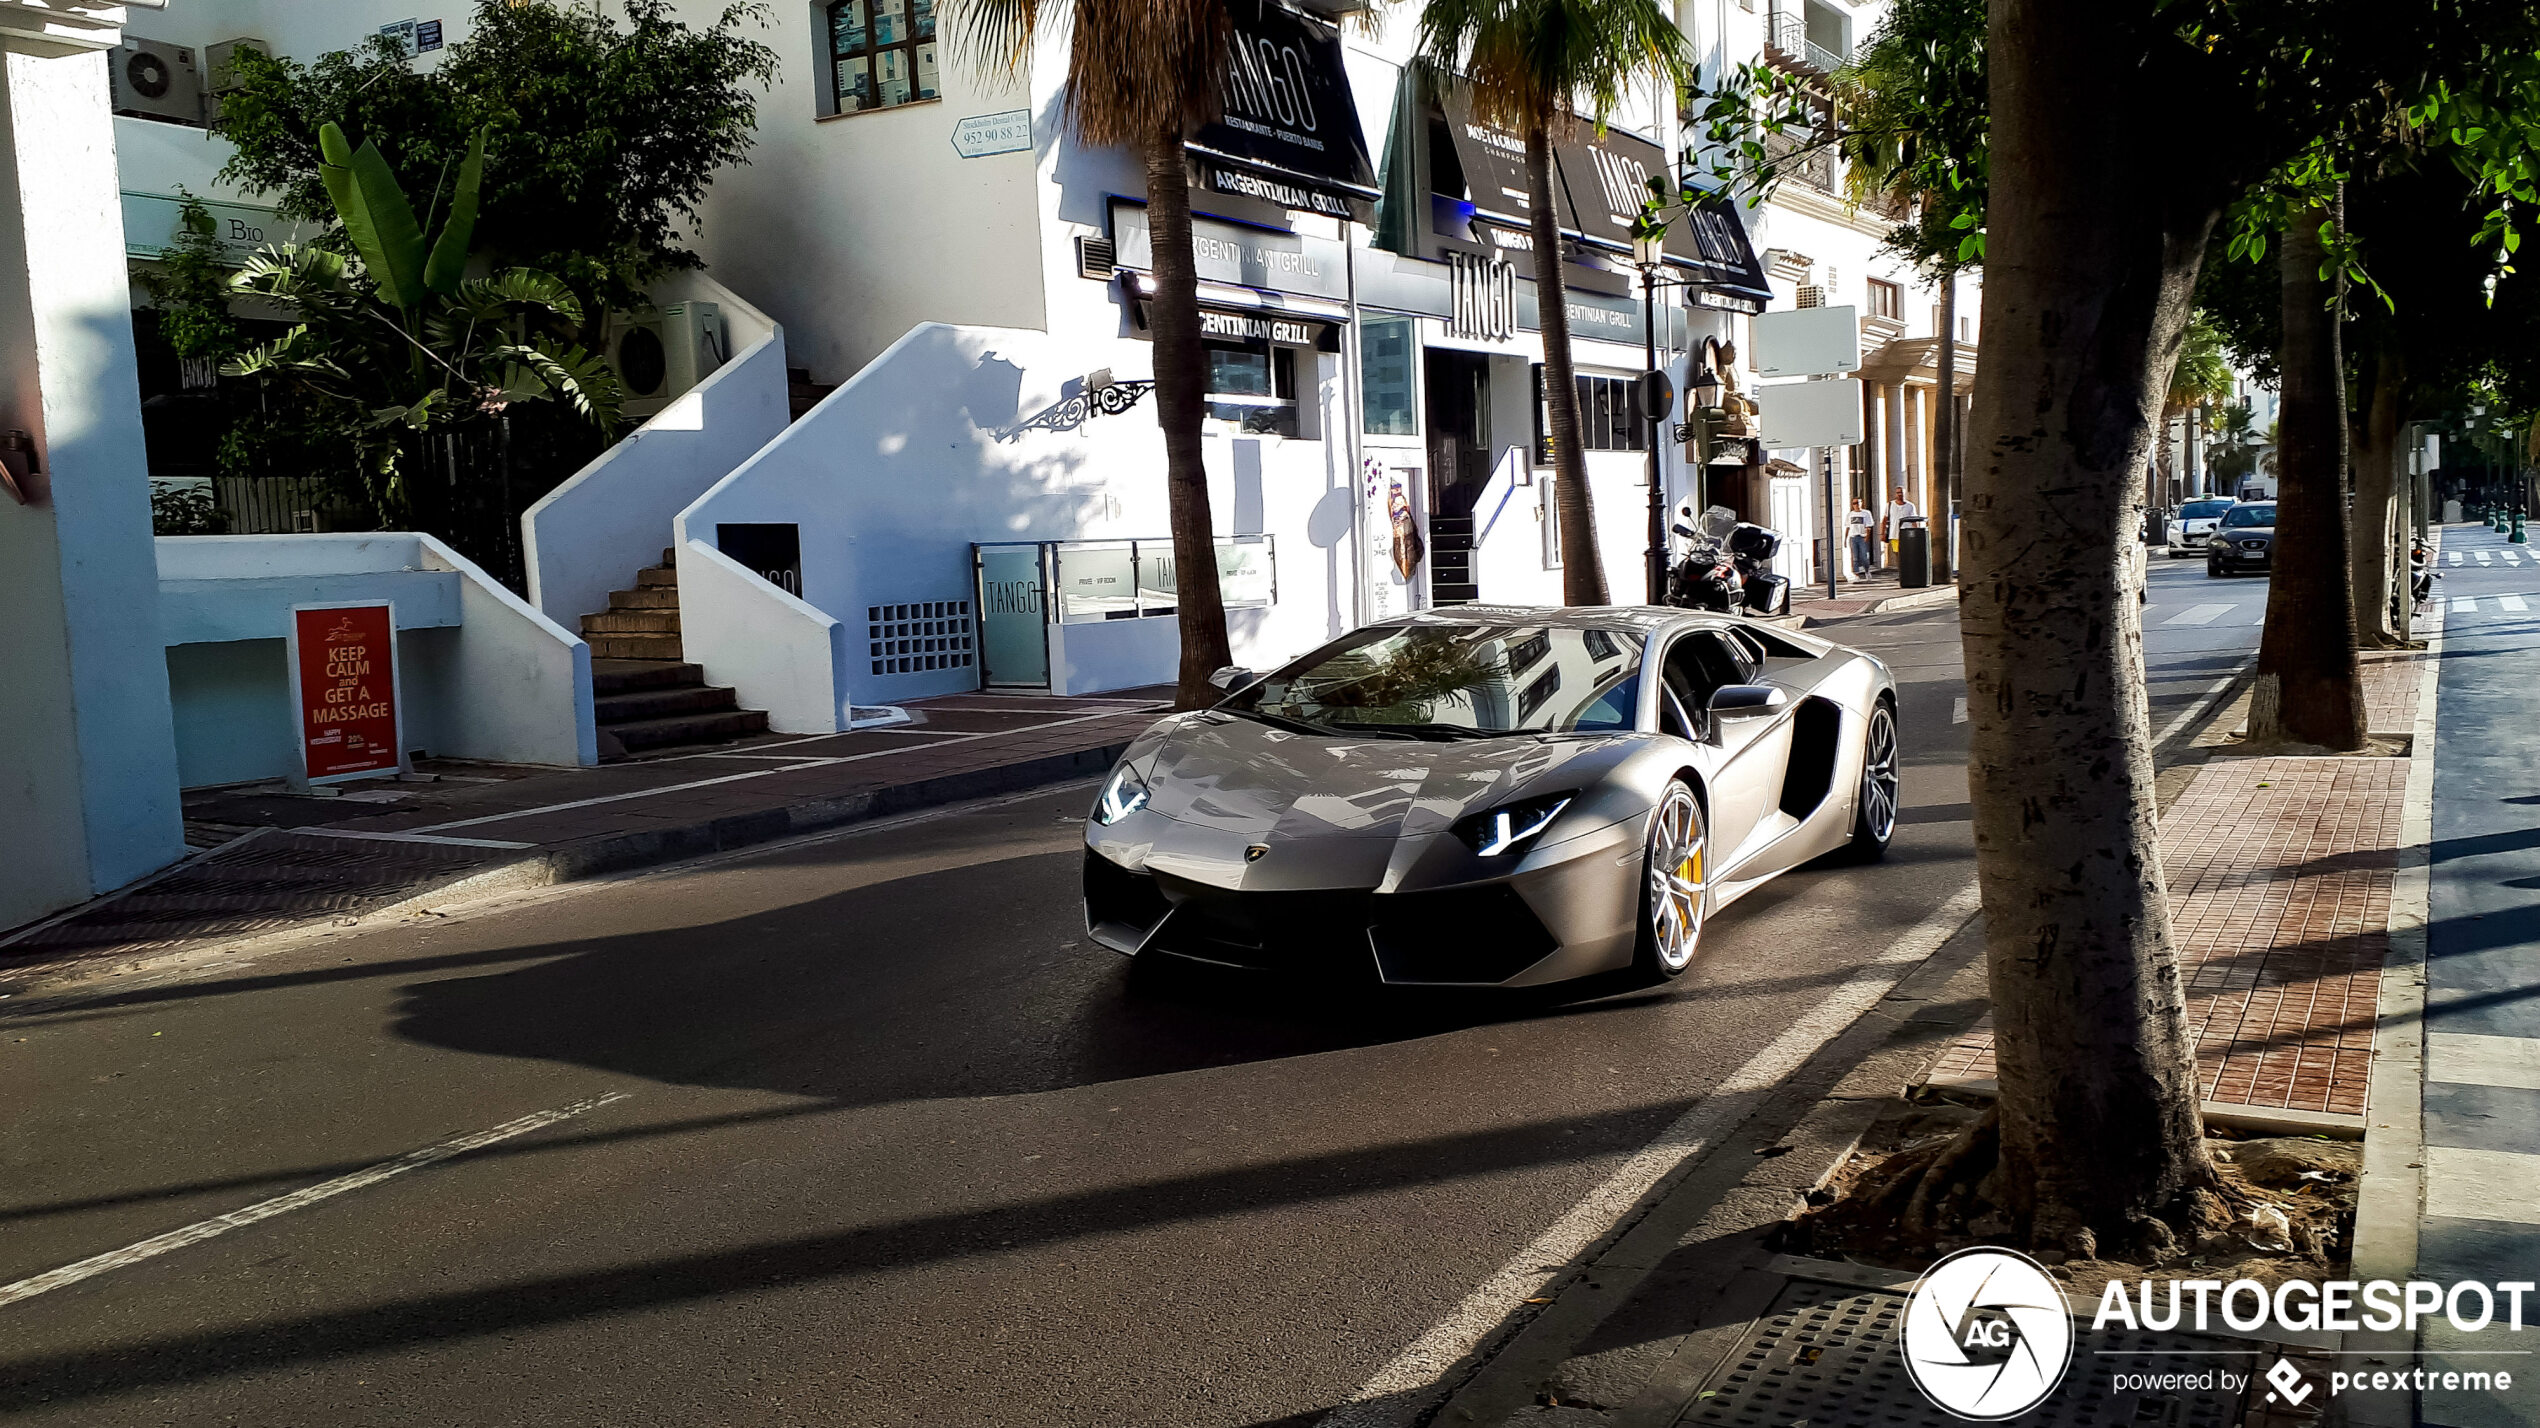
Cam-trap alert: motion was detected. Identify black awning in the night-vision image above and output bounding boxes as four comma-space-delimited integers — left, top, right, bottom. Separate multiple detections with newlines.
1188, 0, 1378, 220
1434, 82, 1580, 234
1672, 194, 1772, 309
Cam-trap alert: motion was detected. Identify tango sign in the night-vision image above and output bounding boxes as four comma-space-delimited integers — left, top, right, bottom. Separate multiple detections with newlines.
289, 603, 404, 783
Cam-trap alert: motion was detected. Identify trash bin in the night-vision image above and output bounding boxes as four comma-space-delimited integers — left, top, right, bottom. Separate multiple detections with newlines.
1898, 517, 1931, 588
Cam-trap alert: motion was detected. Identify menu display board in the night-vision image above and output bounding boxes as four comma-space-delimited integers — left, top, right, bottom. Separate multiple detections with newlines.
290, 603, 403, 783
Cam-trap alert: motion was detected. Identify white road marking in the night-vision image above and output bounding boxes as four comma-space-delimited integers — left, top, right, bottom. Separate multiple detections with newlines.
1317, 883, 1985, 1428
2430, 1032, 2540, 1090
0, 1093, 627, 1311
2450, 551, 2466, 565
2163, 603, 2236, 626
1952, 697, 1968, 724
2477, 552, 2494, 565
2505, 595, 2531, 612
2153, 659, 2254, 750
2424, 1147, 2540, 1225
2507, 550, 2526, 564
2455, 598, 2479, 614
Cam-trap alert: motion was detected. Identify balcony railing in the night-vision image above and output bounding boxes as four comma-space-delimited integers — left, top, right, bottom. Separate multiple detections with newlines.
1763, 130, 1838, 195
1765, 3, 1846, 75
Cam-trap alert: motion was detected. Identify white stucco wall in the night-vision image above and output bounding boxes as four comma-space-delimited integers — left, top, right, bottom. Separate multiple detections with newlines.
157, 533, 594, 786
522, 272, 789, 627
0, 44, 187, 930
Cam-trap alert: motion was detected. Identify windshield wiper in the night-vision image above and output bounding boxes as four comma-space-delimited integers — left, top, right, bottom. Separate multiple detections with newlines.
1327, 720, 1485, 741
1226, 707, 1351, 738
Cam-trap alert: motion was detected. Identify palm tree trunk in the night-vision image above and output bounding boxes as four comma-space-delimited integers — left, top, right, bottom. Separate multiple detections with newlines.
2251, 198, 2366, 747
1960, 0, 2213, 1256
1144, 129, 1235, 709
2349, 348, 2404, 649
1526, 118, 1606, 605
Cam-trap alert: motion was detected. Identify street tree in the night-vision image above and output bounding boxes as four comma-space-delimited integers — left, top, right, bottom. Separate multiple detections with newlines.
1702, 0, 2540, 1256
945, 0, 1240, 704
1416, 0, 1692, 606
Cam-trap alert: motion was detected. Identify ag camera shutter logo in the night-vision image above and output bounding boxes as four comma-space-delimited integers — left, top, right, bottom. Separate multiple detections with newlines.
1903, 1247, 2075, 1419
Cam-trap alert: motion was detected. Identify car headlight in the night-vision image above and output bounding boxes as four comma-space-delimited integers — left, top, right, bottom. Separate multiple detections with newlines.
1092, 764, 1151, 825
1454, 792, 1574, 857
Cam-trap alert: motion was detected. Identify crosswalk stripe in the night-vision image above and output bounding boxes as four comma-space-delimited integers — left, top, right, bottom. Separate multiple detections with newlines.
2455, 597, 2479, 613
2450, 551, 2466, 565
2478, 552, 2495, 564
2504, 595, 2530, 612
2508, 550, 2527, 563
2164, 603, 2236, 626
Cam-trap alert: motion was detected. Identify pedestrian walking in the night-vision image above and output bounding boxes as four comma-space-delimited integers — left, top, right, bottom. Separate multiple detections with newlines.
1846, 498, 1875, 579
1884, 486, 1922, 570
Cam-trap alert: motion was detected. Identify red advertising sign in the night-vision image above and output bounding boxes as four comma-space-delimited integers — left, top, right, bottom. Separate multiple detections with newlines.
291, 603, 402, 781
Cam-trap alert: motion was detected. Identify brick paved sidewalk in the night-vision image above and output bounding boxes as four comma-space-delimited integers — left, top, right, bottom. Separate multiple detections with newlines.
1923, 646, 2434, 1127
0, 687, 1169, 984
1783, 568, 1958, 623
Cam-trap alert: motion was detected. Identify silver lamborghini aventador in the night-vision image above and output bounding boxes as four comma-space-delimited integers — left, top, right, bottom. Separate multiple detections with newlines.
1081, 607, 1899, 988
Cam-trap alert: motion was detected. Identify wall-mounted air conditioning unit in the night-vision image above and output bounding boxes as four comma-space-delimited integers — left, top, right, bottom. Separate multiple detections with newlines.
110, 37, 203, 126
1794, 285, 1825, 309
609, 301, 731, 422
204, 37, 270, 123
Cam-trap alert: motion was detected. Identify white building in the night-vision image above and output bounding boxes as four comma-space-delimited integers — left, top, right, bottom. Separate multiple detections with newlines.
108, 0, 1978, 743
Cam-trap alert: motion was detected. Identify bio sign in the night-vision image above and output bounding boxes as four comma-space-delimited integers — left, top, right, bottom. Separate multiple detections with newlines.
289, 603, 404, 783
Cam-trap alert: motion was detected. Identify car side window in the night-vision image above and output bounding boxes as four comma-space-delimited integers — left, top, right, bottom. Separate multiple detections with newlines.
1659, 633, 1752, 737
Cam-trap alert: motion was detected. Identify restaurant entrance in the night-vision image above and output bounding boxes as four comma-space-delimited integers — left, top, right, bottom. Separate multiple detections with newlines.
1424, 348, 1493, 605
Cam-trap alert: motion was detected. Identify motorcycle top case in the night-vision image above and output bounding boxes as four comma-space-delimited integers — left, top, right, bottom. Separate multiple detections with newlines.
1728, 524, 1783, 561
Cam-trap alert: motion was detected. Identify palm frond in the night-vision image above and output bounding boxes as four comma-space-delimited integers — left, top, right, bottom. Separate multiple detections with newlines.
457, 268, 585, 325
1418, 0, 1692, 134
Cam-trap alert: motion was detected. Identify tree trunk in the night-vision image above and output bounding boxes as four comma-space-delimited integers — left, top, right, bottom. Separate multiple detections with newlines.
1934, 263, 1957, 581
1144, 131, 1235, 709
1526, 118, 1606, 605
2251, 199, 2366, 748
2349, 348, 2405, 649
1960, 0, 2214, 1257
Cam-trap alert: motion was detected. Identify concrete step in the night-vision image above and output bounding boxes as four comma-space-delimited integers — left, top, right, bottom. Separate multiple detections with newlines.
581, 609, 682, 635
609, 585, 681, 610
591, 659, 705, 696
635, 565, 680, 588
594, 683, 739, 724
585, 631, 685, 661
605, 707, 770, 753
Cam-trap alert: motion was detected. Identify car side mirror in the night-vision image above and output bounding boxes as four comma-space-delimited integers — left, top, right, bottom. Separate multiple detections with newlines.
1207, 665, 1252, 691
1708, 684, 1788, 721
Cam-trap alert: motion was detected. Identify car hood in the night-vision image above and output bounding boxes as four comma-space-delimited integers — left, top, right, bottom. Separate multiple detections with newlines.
2223, 527, 2276, 541
1128, 713, 1644, 891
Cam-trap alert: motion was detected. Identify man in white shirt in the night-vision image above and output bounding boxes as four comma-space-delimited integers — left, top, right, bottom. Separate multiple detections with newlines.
1884, 487, 1922, 568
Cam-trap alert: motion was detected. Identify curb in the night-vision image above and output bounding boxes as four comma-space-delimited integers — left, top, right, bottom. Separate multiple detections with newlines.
1793, 583, 1959, 627
2345, 594, 2445, 1428
0, 739, 1134, 991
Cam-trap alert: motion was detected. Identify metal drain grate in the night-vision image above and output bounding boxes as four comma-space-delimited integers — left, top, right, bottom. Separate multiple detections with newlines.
1681, 1280, 2250, 1428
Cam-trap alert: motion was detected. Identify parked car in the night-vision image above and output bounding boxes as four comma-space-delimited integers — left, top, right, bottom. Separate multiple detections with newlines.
2166, 497, 2238, 557
2207, 501, 2278, 576
1081, 609, 1897, 988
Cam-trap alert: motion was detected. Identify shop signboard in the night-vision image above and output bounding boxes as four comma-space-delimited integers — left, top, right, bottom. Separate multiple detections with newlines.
1110, 201, 1350, 302
288, 603, 403, 783
1757, 378, 1865, 449
951, 109, 1033, 158
1188, 0, 1377, 220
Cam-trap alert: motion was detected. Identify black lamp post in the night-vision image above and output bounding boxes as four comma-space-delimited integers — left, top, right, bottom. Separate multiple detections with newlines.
1635, 231, 1716, 604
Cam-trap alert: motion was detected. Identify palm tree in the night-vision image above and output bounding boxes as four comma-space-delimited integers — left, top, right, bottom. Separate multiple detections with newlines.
947, 0, 1234, 706
1418, 0, 1690, 606
2160, 312, 2231, 500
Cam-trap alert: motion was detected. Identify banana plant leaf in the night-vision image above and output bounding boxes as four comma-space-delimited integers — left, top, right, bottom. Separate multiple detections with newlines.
317, 122, 427, 310
422, 128, 487, 298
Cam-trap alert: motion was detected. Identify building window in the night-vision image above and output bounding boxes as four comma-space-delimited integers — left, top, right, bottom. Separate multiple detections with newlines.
1206, 341, 1298, 436
829, 0, 937, 114
1532, 367, 1644, 462
1867, 278, 1901, 320
1362, 317, 1416, 436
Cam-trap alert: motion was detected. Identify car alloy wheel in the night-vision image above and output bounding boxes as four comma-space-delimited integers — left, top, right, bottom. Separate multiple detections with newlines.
1640, 781, 1707, 976
1852, 701, 1899, 855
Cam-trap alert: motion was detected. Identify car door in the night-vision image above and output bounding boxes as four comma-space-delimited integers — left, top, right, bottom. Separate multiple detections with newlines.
1654, 630, 1794, 867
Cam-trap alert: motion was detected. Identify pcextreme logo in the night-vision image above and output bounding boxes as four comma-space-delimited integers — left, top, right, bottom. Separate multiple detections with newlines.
1902, 1248, 2076, 1420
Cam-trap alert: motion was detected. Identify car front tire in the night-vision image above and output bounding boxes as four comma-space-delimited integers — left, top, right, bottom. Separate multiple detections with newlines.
1632, 780, 1707, 983
1848, 700, 1898, 860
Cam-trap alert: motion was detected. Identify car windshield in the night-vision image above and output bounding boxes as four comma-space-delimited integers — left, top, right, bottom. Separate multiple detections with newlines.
2181, 500, 2235, 519
1223, 624, 1645, 738
2221, 503, 2276, 528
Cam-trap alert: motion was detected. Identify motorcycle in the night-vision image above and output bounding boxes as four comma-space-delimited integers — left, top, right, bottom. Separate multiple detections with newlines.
1665, 502, 1792, 616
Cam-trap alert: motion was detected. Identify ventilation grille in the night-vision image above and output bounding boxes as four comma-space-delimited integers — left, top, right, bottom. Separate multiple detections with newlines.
1794, 285, 1825, 309
1078, 235, 1117, 280
869, 601, 975, 677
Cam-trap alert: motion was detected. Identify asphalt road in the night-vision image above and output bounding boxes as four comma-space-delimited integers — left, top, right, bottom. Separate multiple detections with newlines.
0, 577, 2238, 1428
